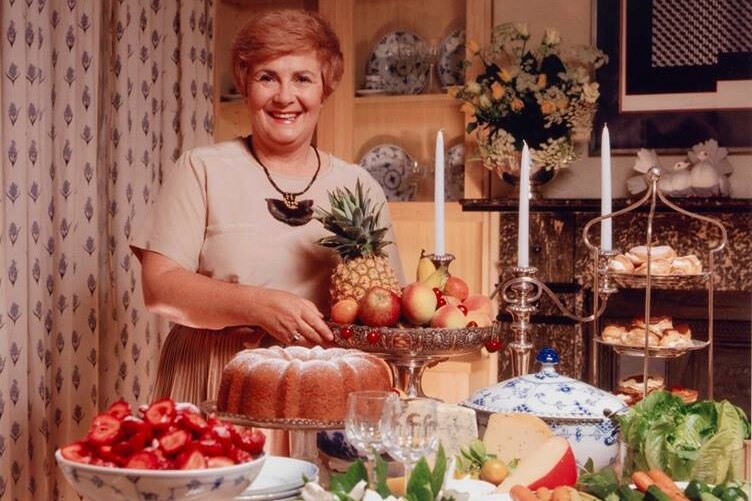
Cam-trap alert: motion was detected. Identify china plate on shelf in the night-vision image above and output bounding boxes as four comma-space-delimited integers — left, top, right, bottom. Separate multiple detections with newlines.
366, 30, 427, 95
438, 29, 465, 87
233, 456, 318, 500
595, 337, 710, 358
445, 143, 465, 201
359, 144, 417, 201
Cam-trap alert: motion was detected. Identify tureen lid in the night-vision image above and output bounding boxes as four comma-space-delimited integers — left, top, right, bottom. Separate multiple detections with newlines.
463, 348, 625, 421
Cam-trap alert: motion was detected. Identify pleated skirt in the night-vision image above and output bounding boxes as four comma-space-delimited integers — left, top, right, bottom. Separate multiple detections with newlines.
151, 325, 290, 455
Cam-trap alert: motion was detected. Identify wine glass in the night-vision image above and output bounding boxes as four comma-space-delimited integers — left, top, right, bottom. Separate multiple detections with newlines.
380, 397, 438, 481
345, 391, 398, 482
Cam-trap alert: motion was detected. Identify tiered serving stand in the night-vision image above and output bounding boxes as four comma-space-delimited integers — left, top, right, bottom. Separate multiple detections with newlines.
493, 166, 728, 398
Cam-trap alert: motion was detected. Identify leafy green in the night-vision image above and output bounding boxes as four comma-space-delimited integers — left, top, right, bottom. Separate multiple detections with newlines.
330, 460, 368, 499
619, 391, 750, 484
577, 466, 620, 501
374, 455, 391, 499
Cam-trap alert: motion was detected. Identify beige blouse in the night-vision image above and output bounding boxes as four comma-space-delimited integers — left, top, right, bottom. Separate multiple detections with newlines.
130, 138, 405, 313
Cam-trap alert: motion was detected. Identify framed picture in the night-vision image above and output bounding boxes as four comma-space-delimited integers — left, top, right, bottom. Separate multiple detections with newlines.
591, 0, 752, 154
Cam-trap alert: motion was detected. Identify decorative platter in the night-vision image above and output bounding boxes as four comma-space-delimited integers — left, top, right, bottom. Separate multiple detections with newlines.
595, 337, 710, 358
358, 144, 417, 201
607, 271, 711, 288
328, 323, 495, 358
199, 401, 344, 430
365, 30, 427, 95
438, 29, 465, 87
445, 143, 465, 201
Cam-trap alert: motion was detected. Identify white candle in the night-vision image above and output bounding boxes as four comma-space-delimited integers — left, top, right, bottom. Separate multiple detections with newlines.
601, 125, 613, 251
434, 129, 445, 256
517, 142, 530, 267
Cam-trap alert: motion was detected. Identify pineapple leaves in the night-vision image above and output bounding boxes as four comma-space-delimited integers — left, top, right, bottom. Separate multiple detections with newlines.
313, 179, 393, 258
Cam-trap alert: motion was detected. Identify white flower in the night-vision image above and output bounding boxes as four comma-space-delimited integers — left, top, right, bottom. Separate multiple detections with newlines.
478, 94, 492, 109
543, 28, 560, 46
348, 480, 368, 501
466, 81, 482, 95
301, 482, 334, 501
363, 489, 404, 501
513, 22, 529, 37
582, 82, 600, 103
440, 489, 470, 501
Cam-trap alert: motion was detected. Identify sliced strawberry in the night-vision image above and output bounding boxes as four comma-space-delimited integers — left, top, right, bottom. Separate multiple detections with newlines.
111, 441, 135, 460
227, 445, 252, 464
60, 442, 92, 463
144, 398, 176, 430
178, 448, 206, 470
176, 412, 209, 434
106, 399, 132, 420
210, 423, 233, 448
198, 438, 225, 457
87, 413, 122, 446
97, 445, 127, 467
235, 428, 265, 456
159, 429, 189, 455
121, 415, 148, 435
125, 450, 159, 469
207, 456, 236, 468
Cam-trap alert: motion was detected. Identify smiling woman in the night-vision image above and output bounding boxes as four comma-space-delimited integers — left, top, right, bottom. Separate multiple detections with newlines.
129, 9, 404, 454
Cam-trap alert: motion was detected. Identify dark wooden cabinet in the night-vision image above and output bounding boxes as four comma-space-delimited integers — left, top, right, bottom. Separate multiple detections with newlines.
463, 198, 751, 410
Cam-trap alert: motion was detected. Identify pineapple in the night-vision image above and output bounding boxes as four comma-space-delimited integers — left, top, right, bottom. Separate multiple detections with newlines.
314, 180, 401, 303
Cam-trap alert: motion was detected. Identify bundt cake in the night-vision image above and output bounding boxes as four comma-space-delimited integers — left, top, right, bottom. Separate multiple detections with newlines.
217, 346, 392, 422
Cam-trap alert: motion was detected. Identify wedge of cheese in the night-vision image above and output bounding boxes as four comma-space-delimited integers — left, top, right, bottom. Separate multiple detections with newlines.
481, 413, 554, 463
436, 403, 478, 457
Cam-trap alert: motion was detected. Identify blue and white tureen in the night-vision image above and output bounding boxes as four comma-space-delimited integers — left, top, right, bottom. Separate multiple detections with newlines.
462, 348, 626, 471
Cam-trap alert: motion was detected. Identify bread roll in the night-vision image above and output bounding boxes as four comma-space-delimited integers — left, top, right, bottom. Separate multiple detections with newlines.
633, 315, 673, 334
634, 258, 672, 275
660, 331, 692, 347
608, 255, 634, 273
623, 327, 660, 346
628, 245, 676, 263
601, 324, 626, 343
671, 255, 702, 275
617, 374, 665, 397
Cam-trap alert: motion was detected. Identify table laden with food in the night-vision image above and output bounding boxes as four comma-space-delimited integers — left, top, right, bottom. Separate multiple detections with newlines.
55, 173, 750, 501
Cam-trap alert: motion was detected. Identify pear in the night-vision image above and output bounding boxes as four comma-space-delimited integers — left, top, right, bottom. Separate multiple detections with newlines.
422, 264, 449, 289
416, 249, 437, 283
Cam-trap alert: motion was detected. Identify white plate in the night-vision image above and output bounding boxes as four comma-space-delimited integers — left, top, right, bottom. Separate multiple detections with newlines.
438, 29, 465, 87
239, 456, 318, 497
366, 30, 427, 95
445, 143, 465, 201
355, 89, 388, 97
446, 478, 497, 497
359, 144, 418, 201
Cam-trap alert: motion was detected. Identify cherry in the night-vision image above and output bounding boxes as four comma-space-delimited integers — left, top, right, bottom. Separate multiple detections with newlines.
485, 339, 502, 353
466, 321, 478, 328
458, 304, 468, 315
340, 327, 354, 340
432, 288, 444, 298
366, 330, 381, 344
437, 297, 447, 308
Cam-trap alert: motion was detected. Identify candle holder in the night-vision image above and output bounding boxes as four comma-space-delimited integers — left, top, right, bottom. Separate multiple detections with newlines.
493, 250, 619, 376
426, 252, 455, 271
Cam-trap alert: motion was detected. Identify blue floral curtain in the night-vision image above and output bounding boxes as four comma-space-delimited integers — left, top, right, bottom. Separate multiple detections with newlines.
0, 1, 214, 499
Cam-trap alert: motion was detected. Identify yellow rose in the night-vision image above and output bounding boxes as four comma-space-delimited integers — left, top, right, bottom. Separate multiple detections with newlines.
447, 86, 459, 98
582, 82, 600, 103
498, 68, 512, 83
536, 74, 547, 89
491, 82, 505, 100
511, 98, 524, 111
461, 102, 476, 115
467, 39, 481, 55
479, 94, 492, 109
540, 100, 556, 114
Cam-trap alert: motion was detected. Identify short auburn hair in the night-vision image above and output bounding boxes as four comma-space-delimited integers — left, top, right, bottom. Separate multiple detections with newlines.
231, 9, 344, 98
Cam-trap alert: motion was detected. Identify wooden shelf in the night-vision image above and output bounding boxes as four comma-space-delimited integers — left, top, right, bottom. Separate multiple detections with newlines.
354, 92, 458, 106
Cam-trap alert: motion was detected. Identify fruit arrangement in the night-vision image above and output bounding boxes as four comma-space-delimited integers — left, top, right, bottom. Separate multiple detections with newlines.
59, 398, 265, 470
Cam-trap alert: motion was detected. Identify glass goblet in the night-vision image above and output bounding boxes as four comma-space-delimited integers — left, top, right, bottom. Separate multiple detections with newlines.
344, 391, 398, 482
380, 397, 438, 481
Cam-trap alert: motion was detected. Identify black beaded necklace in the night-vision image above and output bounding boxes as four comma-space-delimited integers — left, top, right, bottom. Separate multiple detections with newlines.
246, 136, 321, 226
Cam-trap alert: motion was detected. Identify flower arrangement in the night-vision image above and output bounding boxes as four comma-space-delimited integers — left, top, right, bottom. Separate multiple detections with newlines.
452, 23, 607, 172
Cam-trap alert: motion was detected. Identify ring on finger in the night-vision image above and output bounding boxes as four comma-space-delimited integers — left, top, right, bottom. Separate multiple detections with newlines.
290, 332, 302, 344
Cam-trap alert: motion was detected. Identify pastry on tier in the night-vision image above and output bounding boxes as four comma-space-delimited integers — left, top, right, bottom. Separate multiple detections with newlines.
600, 317, 693, 348
217, 346, 392, 422
608, 244, 702, 276
616, 374, 665, 405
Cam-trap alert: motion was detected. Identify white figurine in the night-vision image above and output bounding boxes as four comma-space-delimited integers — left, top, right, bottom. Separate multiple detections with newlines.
627, 148, 663, 195
687, 139, 733, 197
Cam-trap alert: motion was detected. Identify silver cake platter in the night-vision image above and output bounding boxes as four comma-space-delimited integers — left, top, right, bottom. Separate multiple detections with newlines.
199, 401, 344, 430
328, 322, 496, 398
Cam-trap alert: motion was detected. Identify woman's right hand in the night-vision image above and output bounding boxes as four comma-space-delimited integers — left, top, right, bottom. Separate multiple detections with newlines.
246, 288, 334, 347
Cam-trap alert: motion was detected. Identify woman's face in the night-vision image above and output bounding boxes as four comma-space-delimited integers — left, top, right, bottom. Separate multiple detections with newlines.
246, 52, 325, 153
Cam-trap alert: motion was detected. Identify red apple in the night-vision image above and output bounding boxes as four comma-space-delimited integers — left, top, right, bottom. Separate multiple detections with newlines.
444, 275, 470, 301
331, 298, 358, 324
358, 286, 401, 327
400, 282, 438, 326
497, 436, 577, 492
430, 304, 466, 329
462, 294, 494, 317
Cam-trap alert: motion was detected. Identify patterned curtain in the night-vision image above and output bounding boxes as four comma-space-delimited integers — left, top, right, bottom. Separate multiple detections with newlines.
0, 1, 214, 499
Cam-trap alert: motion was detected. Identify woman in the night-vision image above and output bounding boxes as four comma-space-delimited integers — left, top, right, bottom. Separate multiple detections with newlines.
130, 10, 404, 421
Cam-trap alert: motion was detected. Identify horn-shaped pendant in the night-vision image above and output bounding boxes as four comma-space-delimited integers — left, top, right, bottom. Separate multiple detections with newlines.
266, 198, 314, 226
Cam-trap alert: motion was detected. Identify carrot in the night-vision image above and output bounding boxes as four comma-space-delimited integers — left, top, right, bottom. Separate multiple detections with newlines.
631, 471, 655, 493
647, 470, 689, 501
511, 485, 540, 501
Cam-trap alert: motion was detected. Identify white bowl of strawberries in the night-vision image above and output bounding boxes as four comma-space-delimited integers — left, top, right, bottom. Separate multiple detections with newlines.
56, 398, 266, 501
